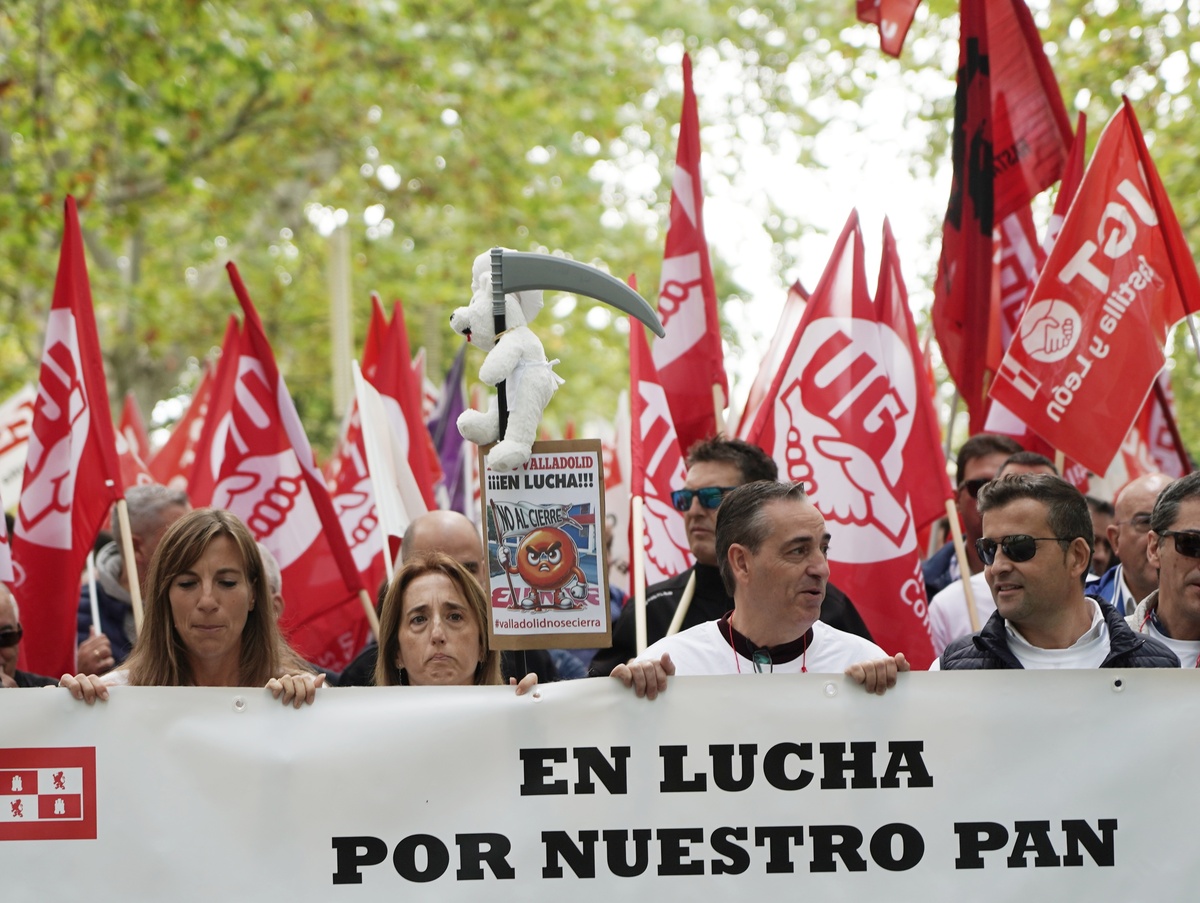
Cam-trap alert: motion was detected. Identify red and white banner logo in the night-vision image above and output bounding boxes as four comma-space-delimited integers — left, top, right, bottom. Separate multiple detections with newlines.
769, 318, 918, 557
0, 748, 96, 841
17, 311, 90, 551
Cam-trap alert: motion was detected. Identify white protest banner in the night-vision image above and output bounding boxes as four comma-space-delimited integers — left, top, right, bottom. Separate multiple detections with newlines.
481, 439, 609, 650
2, 673, 1197, 901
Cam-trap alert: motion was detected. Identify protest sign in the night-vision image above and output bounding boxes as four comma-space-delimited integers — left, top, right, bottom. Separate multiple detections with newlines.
481, 439, 609, 650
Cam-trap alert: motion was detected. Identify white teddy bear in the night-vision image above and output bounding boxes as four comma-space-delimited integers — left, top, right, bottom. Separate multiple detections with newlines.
450, 251, 564, 471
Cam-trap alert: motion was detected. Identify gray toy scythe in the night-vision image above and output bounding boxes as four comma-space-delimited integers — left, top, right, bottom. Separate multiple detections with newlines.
489, 248, 665, 436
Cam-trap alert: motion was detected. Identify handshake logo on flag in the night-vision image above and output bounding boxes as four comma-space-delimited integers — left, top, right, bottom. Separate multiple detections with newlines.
1019, 299, 1082, 363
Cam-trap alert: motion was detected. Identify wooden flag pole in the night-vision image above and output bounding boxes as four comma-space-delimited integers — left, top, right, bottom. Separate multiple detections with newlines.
113, 498, 144, 634
1054, 449, 1065, 474
631, 495, 648, 655
357, 589, 381, 641
666, 571, 697, 638
944, 497, 980, 633
712, 384, 727, 438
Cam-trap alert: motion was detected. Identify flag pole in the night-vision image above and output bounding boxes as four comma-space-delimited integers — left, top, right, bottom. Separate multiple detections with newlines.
357, 589, 380, 641
113, 497, 144, 634
665, 571, 697, 638
944, 498, 980, 633
1053, 450, 1065, 474
631, 495, 648, 654
712, 384, 727, 438
86, 551, 102, 642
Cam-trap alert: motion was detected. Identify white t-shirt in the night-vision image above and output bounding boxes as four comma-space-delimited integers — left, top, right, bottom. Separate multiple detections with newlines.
1143, 620, 1200, 669
929, 598, 1110, 670
638, 618, 886, 675
928, 572, 993, 656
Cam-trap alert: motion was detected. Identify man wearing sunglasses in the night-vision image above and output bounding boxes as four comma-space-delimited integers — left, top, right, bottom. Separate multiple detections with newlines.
588, 437, 872, 677
922, 434, 1022, 599
612, 480, 906, 696
0, 585, 58, 689
1126, 472, 1200, 667
927, 451, 1058, 656
1093, 472, 1171, 616
936, 474, 1176, 670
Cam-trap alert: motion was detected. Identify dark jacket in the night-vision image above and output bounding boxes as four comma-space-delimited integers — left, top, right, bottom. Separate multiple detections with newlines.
588, 564, 873, 677
939, 599, 1179, 669
14, 670, 59, 688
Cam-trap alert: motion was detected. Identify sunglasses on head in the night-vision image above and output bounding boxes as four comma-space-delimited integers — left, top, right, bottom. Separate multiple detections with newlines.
961, 478, 990, 500
0, 625, 22, 649
1159, 530, 1200, 559
975, 534, 1064, 566
670, 486, 737, 512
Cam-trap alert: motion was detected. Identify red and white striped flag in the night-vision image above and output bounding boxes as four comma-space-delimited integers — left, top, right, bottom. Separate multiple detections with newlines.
746, 211, 941, 667
11, 197, 125, 677
190, 264, 371, 671
375, 301, 440, 511
631, 321, 693, 586
0, 384, 37, 510
651, 53, 728, 454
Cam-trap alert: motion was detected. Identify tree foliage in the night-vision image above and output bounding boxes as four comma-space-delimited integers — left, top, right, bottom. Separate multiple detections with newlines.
1, 1, 1198, 459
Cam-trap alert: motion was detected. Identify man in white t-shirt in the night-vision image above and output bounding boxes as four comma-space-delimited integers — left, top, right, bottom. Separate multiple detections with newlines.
935, 473, 1176, 670
1126, 472, 1200, 668
611, 481, 907, 697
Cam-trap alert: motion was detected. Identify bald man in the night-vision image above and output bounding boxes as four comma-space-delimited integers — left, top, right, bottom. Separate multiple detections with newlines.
1094, 473, 1172, 615
335, 511, 557, 686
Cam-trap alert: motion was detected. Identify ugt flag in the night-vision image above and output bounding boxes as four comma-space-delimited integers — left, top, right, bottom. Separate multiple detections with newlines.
745, 211, 940, 668
988, 99, 1200, 476
191, 264, 371, 671
11, 197, 124, 677
651, 52, 728, 455
631, 320, 693, 588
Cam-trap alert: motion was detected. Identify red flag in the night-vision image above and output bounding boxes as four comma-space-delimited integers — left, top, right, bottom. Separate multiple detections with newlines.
983, 114, 1090, 490
115, 392, 154, 489
372, 301, 440, 510
735, 281, 807, 439
191, 264, 370, 671
856, 0, 922, 57
745, 211, 938, 667
651, 53, 728, 454
989, 100, 1200, 475
184, 317, 242, 503
11, 197, 124, 677
631, 322, 693, 586
932, 0, 1072, 431
1147, 372, 1190, 477
362, 292, 389, 381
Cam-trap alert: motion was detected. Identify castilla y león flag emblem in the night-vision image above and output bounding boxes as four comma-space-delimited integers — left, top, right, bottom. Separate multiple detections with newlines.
0, 748, 96, 841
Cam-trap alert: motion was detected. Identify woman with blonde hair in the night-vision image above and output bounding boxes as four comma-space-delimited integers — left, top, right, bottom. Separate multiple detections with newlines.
61, 508, 322, 706
376, 551, 535, 691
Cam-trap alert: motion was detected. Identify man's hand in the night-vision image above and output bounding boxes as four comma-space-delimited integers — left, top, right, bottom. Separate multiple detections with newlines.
845, 653, 909, 696
610, 653, 675, 700
76, 629, 114, 675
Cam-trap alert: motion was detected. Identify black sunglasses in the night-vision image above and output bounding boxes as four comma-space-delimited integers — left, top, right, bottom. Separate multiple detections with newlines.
961, 478, 989, 500
670, 486, 737, 512
1159, 530, 1200, 559
975, 534, 1064, 566
0, 625, 22, 649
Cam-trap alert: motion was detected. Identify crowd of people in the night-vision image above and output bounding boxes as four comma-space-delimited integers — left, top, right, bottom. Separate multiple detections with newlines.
2, 432, 1195, 706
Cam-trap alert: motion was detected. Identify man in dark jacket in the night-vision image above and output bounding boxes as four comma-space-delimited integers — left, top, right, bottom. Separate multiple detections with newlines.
589, 437, 873, 677
937, 473, 1176, 670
